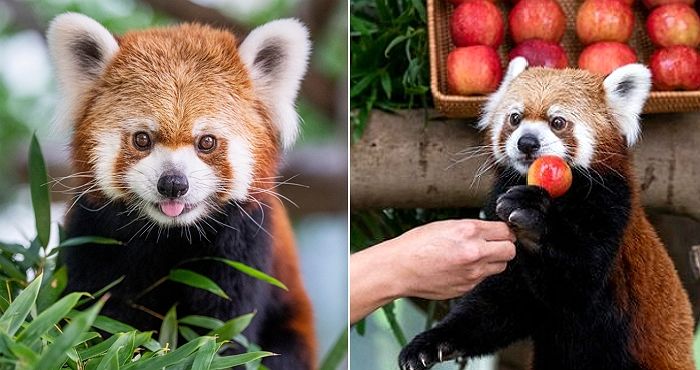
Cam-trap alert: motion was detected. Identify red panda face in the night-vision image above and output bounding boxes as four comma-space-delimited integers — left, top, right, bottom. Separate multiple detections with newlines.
478, 58, 651, 175
48, 14, 310, 226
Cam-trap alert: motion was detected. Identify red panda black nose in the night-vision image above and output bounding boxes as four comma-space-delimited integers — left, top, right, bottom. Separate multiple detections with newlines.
517, 135, 540, 155
157, 171, 189, 198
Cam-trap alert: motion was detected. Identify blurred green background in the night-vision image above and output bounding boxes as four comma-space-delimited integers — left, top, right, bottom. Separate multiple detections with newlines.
0, 0, 347, 367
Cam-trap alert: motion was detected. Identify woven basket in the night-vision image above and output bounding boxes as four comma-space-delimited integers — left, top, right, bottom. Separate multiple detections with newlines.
428, 0, 700, 117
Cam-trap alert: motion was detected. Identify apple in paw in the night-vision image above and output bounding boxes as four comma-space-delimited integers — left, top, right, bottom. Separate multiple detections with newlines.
451, 0, 504, 48
576, 0, 634, 44
649, 46, 700, 90
509, 0, 567, 43
578, 42, 637, 75
447, 46, 503, 95
527, 155, 572, 198
508, 39, 569, 68
647, 4, 700, 48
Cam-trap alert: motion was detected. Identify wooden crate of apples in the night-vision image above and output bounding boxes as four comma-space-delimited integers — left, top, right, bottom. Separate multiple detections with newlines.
428, 0, 700, 117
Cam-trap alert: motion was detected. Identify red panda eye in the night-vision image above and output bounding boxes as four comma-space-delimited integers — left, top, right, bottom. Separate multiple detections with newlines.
509, 113, 521, 127
133, 132, 151, 151
197, 135, 217, 153
550, 117, 567, 131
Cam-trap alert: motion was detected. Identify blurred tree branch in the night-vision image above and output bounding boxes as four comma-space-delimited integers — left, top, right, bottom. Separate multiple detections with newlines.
0, 0, 45, 34
140, 0, 248, 34
3, 0, 342, 122
141, 0, 342, 121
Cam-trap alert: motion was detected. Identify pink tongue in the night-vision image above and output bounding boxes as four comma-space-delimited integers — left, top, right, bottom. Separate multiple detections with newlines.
160, 201, 185, 217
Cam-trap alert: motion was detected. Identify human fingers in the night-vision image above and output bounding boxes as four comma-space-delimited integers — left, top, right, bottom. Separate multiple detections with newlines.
480, 240, 516, 263
473, 220, 516, 242
482, 262, 509, 277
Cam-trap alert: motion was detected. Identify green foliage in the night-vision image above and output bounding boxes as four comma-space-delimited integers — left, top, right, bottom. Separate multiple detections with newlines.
0, 136, 292, 369
350, 208, 480, 345
694, 324, 699, 366
319, 327, 349, 370
350, 0, 430, 141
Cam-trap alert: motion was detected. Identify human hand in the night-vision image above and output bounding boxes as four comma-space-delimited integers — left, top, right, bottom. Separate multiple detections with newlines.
386, 219, 516, 300
350, 219, 516, 324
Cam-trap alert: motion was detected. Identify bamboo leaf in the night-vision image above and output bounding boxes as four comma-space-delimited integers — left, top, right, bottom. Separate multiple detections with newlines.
210, 351, 275, 369
34, 297, 105, 369
0, 274, 42, 336
90, 314, 136, 334
0, 243, 39, 265
18, 292, 87, 346
29, 134, 51, 248
178, 325, 199, 342
169, 269, 229, 299
208, 312, 255, 341
158, 305, 178, 349
95, 332, 134, 370
121, 336, 209, 370
36, 265, 68, 312
319, 327, 348, 370
48, 236, 123, 256
191, 337, 219, 370
199, 258, 287, 291
0, 254, 25, 281
179, 315, 224, 331
382, 301, 407, 346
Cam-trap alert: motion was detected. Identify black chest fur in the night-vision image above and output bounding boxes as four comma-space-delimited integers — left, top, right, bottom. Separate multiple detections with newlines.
400, 167, 646, 370
61, 199, 272, 343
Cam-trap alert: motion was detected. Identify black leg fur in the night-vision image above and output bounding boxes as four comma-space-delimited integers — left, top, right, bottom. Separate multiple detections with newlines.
400, 167, 642, 370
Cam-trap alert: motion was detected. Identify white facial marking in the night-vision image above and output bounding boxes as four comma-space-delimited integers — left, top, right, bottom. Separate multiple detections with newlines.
192, 118, 254, 201
126, 146, 217, 226
548, 105, 595, 168
93, 130, 122, 199
490, 102, 523, 163
227, 137, 254, 200
505, 120, 567, 174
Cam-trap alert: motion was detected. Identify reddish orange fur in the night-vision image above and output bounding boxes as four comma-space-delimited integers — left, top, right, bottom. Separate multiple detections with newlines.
492, 67, 695, 367
69, 22, 315, 359
269, 199, 317, 365
73, 24, 279, 202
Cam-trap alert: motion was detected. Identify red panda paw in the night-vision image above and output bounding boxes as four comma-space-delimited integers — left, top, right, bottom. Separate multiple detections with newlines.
496, 185, 551, 251
399, 329, 459, 370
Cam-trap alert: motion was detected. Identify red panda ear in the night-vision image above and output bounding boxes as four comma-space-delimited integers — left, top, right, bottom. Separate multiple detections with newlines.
47, 13, 118, 130
603, 64, 651, 147
238, 19, 311, 149
477, 57, 528, 130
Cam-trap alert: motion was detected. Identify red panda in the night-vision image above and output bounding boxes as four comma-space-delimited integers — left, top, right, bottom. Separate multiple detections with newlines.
47, 13, 316, 369
400, 58, 696, 370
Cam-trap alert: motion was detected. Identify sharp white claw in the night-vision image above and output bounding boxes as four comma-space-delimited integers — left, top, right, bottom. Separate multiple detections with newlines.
438, 348, 443, 362
421, 355, 428, 367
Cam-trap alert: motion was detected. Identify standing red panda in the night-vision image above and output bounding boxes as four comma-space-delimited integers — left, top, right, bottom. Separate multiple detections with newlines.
47, 13, 315, 369
400, 58, 696, 370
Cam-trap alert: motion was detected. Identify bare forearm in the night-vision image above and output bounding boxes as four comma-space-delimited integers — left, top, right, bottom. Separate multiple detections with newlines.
349, 241, 402, 325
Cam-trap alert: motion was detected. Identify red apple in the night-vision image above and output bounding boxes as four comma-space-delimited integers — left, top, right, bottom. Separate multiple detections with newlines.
447, 46, 503, 95
451, 0, 504, 48
578, 42, 637, 75
643, 0, 694, 9
649, 46, 700, 90
509, 39, 569, 68
509, 0, 567, 43
576, 0, 635, 44
527, 155, 572, 198
647, 4, 700, 48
